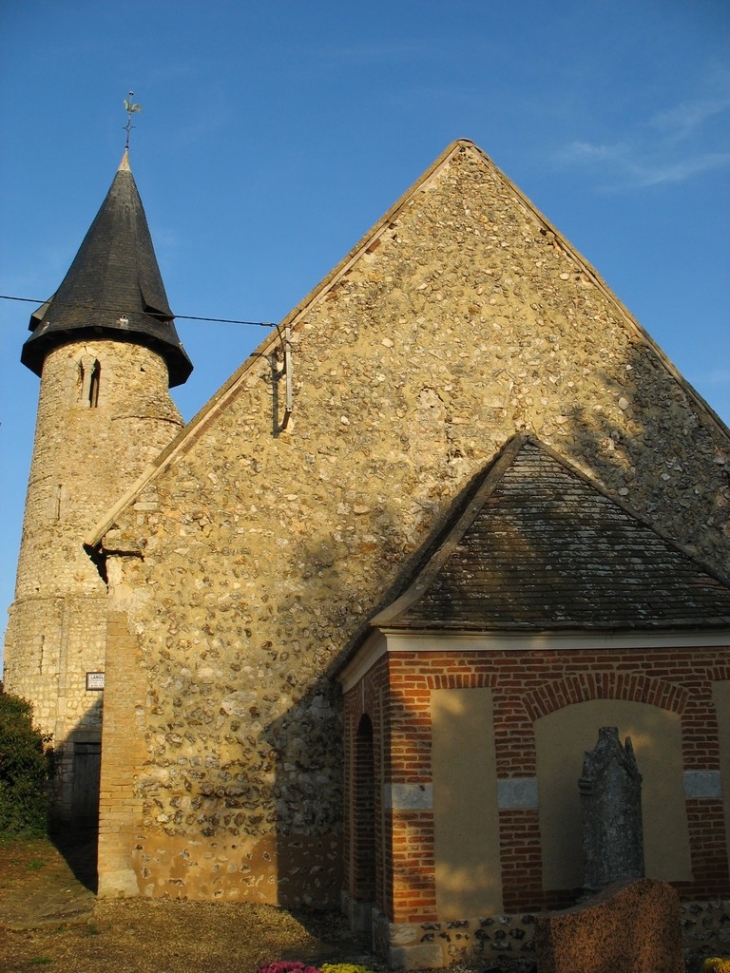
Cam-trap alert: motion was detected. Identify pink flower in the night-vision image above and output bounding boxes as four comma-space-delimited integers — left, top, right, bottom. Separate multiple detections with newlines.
256, 962, 322, 973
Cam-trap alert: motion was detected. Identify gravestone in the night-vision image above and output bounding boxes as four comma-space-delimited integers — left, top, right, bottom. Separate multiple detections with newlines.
534, 878, 684, 973
579, 726, 644, 893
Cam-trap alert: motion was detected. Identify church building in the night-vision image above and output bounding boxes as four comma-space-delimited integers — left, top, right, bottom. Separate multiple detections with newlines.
4, 139, 730, 969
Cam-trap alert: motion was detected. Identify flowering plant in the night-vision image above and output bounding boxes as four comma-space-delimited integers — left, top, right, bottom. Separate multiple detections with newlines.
321, 966, 376, 973
256, 963, 322, 973
256, 962, 377, 973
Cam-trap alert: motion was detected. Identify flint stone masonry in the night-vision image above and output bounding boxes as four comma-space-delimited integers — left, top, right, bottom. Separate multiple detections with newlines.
13, 341, 181, 604
4, 339, 182, 817
534, 878, 684, 973
371, 910, 538, 969
680, 898, 730, 960
370, 897, 730, 968
87, 141, 729, 902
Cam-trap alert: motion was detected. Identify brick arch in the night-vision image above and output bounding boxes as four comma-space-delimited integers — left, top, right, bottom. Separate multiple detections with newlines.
710, 664, 730, 682
534, 695, 693, 890
353, 713, 376, 903
523, 671, 690, 722
426, 672, 497, 690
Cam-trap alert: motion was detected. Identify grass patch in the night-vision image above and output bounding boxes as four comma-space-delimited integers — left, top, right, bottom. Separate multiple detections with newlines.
0, 836, 57, 895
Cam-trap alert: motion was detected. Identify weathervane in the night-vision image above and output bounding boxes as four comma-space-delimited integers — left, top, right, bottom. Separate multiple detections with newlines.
123, 91, 142, 149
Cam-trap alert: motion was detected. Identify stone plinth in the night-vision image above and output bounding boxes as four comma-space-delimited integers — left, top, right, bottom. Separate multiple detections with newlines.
534, 878, 683, 973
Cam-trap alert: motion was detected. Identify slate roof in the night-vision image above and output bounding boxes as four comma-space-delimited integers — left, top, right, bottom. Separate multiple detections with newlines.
22, 150, 192, 387
372, 436, 730, 632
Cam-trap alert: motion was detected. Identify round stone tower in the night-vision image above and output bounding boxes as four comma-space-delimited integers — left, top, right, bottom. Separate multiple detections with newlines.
3, 150, 192, 821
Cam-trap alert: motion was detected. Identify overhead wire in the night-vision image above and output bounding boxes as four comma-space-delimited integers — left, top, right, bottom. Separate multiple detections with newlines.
0, 293, 274, 328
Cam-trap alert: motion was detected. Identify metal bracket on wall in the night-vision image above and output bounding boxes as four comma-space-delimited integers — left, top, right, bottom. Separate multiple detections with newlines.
272, 326, 293, 432
284, 326, 293, 421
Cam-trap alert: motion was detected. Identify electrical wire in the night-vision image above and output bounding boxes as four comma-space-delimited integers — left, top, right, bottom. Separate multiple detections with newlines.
0, 293, 274, 328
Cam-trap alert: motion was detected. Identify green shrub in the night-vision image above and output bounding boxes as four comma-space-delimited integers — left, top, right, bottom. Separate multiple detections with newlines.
0, 693, 52, 836
321, 965, 377, 973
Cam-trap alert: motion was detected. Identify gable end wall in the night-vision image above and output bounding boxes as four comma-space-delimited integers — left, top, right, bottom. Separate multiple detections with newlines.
97, 144, 730, 903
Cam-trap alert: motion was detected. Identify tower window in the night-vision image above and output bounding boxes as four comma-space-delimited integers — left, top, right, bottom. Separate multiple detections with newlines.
79, 355, 100, 407
88, 360, 101, 408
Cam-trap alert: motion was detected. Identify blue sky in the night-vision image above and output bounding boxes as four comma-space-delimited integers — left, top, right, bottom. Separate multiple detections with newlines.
1, 0, 729, 660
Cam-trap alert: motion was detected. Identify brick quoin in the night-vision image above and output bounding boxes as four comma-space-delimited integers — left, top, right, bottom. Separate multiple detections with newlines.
499, 808, 543, 913
97, 609, 148, 895
342, 655, 390, 911
685, 800, 730, 897
391, 808, 437, 923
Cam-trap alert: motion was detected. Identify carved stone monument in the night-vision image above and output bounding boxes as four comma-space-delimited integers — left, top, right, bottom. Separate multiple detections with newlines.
579, 726, 644, 892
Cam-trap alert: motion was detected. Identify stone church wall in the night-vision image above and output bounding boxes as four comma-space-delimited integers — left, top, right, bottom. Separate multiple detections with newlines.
95, 143, 730, 900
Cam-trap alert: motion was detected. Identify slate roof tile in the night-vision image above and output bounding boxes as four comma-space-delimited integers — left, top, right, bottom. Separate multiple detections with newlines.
373, 436, 730, 631
22, 150, 192, 386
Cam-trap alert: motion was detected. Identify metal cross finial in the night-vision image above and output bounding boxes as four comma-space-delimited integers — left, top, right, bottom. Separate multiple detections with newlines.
123, 91, 142, 149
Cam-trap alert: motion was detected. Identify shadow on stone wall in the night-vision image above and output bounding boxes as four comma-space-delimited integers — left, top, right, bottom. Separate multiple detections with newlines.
50, 823, 99, 893
49, 698, 102, 893
67, 324, 729, 919
254, 331, 730, 923
263, 688, 345, 911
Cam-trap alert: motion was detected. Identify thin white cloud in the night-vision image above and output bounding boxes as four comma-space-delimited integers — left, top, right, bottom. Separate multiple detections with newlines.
555, 76, 730, 190
633, 152, 730, 186
558, 141, 629, 163
559, 140, 730, 188
650, 94, 730, 142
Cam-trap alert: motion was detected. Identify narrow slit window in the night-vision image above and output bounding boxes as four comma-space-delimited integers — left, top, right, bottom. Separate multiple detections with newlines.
88, 360, 101, 407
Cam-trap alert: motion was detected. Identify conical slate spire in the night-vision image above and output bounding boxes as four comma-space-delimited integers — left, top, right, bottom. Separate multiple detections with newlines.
21, 150, 193, 387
